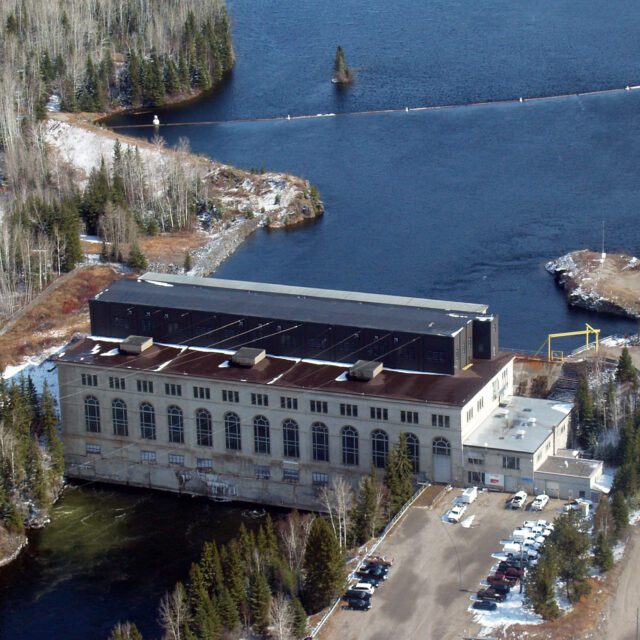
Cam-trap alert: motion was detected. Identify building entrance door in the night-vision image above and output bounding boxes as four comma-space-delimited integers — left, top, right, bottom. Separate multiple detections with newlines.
432, 437, 452, 483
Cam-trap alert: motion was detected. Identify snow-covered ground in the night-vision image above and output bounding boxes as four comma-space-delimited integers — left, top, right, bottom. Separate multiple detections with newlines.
2, 344, 65, 410
471, 589, 542, 635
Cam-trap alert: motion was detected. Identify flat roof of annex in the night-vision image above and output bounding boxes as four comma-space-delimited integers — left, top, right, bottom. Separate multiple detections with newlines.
56, 336, 514, 407
91, 273, 491, 338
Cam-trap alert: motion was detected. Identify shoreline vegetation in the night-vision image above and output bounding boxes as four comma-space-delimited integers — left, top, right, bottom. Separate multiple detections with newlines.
332, 46, 353, 85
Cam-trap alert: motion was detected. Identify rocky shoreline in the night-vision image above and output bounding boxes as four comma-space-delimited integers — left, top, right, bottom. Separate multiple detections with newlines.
546, 249, 640, 318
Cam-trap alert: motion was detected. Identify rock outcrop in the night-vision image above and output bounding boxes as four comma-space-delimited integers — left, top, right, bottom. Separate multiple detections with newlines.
546, 250, 640, 318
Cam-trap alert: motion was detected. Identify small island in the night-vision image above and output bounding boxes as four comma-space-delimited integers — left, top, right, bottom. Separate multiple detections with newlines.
546, 249, 640, 318
332, 45, 353, 85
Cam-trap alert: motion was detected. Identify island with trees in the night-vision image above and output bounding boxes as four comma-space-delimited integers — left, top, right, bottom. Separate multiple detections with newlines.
332, 46, 353, 85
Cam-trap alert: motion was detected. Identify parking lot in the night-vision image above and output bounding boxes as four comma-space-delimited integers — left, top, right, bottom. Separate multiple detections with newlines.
320, 489, 565, 640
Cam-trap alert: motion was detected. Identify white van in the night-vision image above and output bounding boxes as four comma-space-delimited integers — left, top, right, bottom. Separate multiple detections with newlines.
461, 487, 478, 504
503, 542, 521, 556
512, 528, 535, 543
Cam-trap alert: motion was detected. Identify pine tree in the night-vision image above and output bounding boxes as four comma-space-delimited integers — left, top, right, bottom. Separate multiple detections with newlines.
220, 542, 246, 610
384, 434, 414, 515
191, 586, 221, 639
290, 597, 307, 639
593, 531, 613, 573
550, 511, 591, 603
527, 547, 560, 620
612, 462, 638, 498
41, 383, 64, 476
217, 587, 239, 631
302, 517, 345, 613
611, 491, 629, 540
249, 572, 271, 631
100, 241, 109, 262
199, 541, 224, 597
164, 58, 181, 95
352, 468, 382, 545
127, 244, 148, 271
616, 347, 638, 387
618, 414, 639, 466
575, 375, 597, 450
144, 53, 166, 106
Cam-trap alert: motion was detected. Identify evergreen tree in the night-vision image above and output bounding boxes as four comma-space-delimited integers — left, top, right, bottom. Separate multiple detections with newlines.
611, 491, 629, 540
352, 468, 382, 545
290, 597, 307, 639
527, 547, 560, 620
143, 53, 166, 106
249, 572, 271, 631
220, 542, 246, 609
100, 241, 109, 262
183, 251, 193, 272
618, 414, 639, 466
616, 347, 638, 387
593, 531, 614, 573
127, 244, 148, 271
199, 541, 224, 597
384, 433, 414, 515
302, 517, 345, 613
81, 159, 111, 233
164, 58, 181, 95
41, 383, 64, 476
191, 586, 221, 639
40, 50, 53, 83
612, 462, 638, 498
78, 55, 105, 111
178, 54, 191, 91
575, 375, 597, 450
217, 587, 239, 631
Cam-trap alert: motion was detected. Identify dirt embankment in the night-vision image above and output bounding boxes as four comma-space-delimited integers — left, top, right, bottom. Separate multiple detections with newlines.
546, 250, 640, 319
46, 114, 324, 275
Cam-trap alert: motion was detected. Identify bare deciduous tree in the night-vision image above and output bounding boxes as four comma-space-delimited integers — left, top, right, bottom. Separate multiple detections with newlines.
269, 593, 295, 640
319, 477, 354, 550
158, 582, 190, 640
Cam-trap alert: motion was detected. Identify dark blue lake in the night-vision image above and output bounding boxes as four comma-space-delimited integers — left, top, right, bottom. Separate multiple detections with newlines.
108, 0, 640, 351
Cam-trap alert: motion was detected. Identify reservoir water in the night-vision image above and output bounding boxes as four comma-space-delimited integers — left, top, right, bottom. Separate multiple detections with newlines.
5, 1, 640, 638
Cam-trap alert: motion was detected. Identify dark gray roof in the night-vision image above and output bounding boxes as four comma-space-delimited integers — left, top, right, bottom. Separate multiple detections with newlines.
94, 277, 492, 337
537, 456, 602, 478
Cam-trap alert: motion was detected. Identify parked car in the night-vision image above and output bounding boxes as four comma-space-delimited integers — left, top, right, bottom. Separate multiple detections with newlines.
355, 574, 382, 588
345, 589, 372, 601
508, 491, 528, 510
489, 583, 511, 596
361, 564, 389, 579
488, 574, 517, 587
357, 566, 387, 582
497, 563, 525, 578
350, 582, 375, 596
346, 597, 372, 611
473, 599, 498, 611
477, 588, 507, 602
366, 555, 394, 566
531, 494, 549, 511
448, 504, 467, 523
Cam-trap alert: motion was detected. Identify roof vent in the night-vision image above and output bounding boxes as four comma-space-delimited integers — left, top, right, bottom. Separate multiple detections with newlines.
232, 347, 266, 367
120, 335, 153, 354
516, 429, 526, 439
349, 360, 383, 381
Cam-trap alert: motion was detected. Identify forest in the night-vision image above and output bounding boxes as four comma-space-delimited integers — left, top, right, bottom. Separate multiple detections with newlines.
0, 0, 234, 321
0, 377, 65, 543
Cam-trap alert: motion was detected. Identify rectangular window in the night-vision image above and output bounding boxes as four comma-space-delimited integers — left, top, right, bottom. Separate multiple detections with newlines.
312, 472, 329, 487
222, 389, 239, 403
137, 379, 154, 393
310, 400, 328, 414
467, 457, 484, 466
370, 407, 388, 421
280, 396, 298, 410
109, 376, 125, 390
400, 410, 419, 424
168, 453, 185, 466
251, 393, 269, 407
193, 386, 210, 400
477, 397, 484, 412
165, 383, 182, 397
140, 450, 157, 464
492, 379, 499, 400
340, 403, 358, 418
468, 471, 484, 485
81, 373, 98, 387
502, 456, 520, 470
255, 465, 271, 480
85, 443, 101, 455
282, 468, 299, 483
196, 458, 213, 471
431, 414, 450, 428
466, 408, 474, 422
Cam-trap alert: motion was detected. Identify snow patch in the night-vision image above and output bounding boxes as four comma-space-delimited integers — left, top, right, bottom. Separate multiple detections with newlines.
100, 348, 120, 357
471, 589, 542, 633
142, 279, 174, 287
551, 403, 573, 415
334, 372, 349, 382
460, 515, 475, 528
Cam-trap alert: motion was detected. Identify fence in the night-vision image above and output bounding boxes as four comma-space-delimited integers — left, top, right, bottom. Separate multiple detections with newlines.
308, 482, 431, 638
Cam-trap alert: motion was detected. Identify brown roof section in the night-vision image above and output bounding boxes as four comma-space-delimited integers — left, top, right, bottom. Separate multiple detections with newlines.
56, 337, 514, 406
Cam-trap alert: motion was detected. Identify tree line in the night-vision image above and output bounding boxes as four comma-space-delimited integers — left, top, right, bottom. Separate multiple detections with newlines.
109, 436, 418, 639
0, 0, 234, 321
0, 377, 64, 538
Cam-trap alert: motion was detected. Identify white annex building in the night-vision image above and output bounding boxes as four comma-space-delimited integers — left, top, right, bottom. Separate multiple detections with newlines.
56, 274, 606, 508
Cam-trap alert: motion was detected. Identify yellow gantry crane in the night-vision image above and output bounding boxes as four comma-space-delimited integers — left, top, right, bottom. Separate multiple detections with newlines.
546, 324, 600, 362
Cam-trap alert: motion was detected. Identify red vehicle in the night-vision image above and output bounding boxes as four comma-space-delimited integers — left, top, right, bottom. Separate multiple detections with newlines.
487, 574, 516, 587
366, 555, 394, 566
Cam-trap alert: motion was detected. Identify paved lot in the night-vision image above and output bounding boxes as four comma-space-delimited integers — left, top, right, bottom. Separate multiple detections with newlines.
321, 489, 564, 640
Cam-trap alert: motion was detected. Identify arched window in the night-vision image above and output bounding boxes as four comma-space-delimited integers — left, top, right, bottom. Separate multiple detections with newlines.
196, 408, 213, 447
371, 429, 389, 469
282, 419, 300, 458
225, 412, 241, 451
254, 415, 271, 455
168, 405, 184, 444
140, 402, 156, 440
432, 437, 451, 456
312, 422, 329, 462
342, 426, 359, 466
404, 432, 420, 473
84, 396, 100, 433
112, 399, 128, 436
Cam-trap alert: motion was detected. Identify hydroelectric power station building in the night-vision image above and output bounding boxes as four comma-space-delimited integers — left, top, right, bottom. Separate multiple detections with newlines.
56, 274, 604, 508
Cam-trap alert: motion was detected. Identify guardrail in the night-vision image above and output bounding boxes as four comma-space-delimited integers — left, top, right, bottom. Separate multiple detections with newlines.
308, 482, 430, 638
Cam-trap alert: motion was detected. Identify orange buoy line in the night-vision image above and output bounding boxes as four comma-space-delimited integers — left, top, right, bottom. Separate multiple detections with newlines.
109, 84, 640, 130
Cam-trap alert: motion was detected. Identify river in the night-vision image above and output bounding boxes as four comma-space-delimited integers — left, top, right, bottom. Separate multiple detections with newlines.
5, 1, 640, 638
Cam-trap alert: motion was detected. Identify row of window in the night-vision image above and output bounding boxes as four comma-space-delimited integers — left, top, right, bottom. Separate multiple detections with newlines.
81, 376, 449, 426
83, 397, 453, 471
